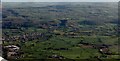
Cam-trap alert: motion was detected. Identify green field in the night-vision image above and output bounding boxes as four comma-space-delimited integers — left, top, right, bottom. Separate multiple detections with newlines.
2, 2, 119, 60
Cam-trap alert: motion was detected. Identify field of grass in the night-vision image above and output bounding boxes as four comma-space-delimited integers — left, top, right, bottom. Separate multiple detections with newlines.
2, 2, 119, 60
4, 35, 116, 59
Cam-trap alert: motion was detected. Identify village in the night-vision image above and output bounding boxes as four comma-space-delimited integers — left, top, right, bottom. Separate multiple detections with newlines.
2, 19, 119, 59
2, 2, 119, 60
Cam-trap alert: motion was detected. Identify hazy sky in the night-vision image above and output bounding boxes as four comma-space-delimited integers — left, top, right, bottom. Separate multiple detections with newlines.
2, 0, 120, 2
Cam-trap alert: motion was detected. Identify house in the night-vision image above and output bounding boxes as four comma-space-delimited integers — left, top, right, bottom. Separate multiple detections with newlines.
99, 48, 109, 54
4, 45, 20, 59
49, 55, 65, 59
93, 44, 111, 54
7, 52, 18, 59
5, 45, 20, 51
